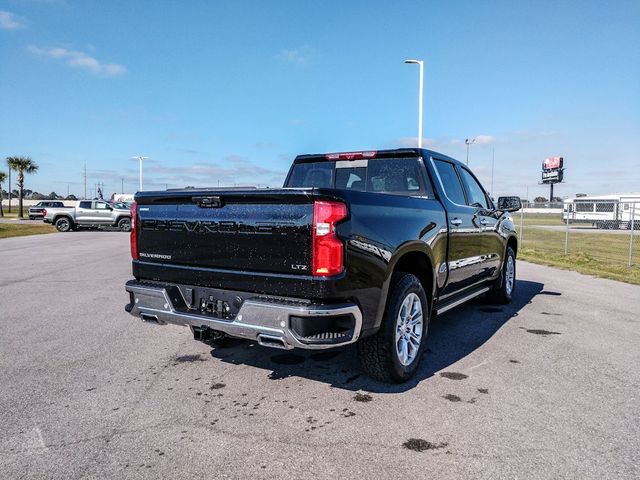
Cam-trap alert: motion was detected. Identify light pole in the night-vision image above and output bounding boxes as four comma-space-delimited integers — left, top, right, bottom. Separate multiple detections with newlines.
465, 138, 476, 166
132, 156, 148, 191
404, 59, 424, 148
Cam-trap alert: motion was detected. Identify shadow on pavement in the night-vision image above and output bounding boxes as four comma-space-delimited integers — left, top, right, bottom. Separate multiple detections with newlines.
208, 280, 545, 393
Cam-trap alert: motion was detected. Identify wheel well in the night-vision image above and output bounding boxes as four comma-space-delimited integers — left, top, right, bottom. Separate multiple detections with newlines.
507, 236, 518, 257
392, 251, 434, 301
53, 214, 74, 224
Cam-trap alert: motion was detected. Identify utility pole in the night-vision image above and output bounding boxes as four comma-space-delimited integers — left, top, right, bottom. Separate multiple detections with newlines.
491, 147, 495, 195
83, 163, 87, 200
121, 178, 124, 194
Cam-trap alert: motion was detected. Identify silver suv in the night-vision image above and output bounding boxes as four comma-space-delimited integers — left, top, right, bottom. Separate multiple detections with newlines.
43, 200, 132, 232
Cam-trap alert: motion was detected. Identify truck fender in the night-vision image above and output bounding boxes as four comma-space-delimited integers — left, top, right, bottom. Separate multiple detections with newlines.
370, 242, 437, 335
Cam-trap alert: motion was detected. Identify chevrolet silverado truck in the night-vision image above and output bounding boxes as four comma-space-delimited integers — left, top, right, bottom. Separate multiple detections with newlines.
43, 200, 132, 232
124, 148, 521, 383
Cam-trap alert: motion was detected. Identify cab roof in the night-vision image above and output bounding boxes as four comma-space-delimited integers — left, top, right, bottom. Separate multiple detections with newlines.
293, 148, 462, 166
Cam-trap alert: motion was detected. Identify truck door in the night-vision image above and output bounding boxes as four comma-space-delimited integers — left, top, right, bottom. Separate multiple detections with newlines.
76, 200, 94, 222
93, 201, 114, 223
432, 159, 486, 296
457, 166, 502, 281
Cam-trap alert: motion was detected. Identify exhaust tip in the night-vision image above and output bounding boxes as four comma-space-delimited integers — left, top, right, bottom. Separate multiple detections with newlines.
257, 334, 289, 350
140, 313, 161, 324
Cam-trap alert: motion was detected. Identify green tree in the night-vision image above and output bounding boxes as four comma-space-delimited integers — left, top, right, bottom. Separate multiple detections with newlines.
6, 157, 39, 219
0, 171, 6, 217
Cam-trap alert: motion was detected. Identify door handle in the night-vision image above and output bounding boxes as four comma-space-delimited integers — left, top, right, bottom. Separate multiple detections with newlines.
450, 218, 462, 226
479, 218, 488, 226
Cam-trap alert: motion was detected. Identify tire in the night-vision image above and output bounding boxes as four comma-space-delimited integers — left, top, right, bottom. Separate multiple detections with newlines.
358, 273, 429, 383
487, 246, 516, 304
117, 217, 132, 232
55, 217, 72, 232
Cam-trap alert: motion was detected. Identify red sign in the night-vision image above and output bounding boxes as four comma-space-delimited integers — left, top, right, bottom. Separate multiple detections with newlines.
543, 156, 563, 170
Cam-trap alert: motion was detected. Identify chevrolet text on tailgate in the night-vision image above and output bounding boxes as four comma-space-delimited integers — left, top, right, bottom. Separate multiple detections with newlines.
124, 148, 521, 383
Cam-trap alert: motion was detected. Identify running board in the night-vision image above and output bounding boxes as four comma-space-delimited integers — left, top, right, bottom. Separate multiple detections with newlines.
434, 286, 490, 316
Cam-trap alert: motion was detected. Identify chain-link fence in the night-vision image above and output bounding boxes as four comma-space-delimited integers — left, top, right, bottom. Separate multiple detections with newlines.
515, 200, 639, 283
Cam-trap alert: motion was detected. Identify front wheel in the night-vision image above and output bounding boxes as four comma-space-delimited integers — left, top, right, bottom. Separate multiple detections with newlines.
118, 217, 131, 232
357, 273, 429, 383
55, 217, 72, 232
487, 246, 516, 304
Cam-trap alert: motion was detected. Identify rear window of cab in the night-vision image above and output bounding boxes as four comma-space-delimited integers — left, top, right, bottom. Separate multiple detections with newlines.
286, 158, 433, 197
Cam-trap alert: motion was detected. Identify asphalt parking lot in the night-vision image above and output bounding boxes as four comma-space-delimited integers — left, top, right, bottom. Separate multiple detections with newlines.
1, 232, 639, 479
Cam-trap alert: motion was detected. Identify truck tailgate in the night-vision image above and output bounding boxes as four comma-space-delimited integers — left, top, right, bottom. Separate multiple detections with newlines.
135, 190, 315, 275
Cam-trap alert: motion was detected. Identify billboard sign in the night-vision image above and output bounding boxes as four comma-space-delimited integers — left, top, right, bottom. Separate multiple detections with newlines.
542, 156, 564, 184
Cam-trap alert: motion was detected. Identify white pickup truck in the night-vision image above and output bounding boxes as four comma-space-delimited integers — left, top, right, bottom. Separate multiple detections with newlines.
43, 200, 132, 232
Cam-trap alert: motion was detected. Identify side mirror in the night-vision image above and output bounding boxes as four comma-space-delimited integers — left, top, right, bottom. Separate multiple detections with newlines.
497, 196, 522, 212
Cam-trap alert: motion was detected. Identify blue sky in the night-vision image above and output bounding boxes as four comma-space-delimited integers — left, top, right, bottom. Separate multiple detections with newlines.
1, 0, 639, 199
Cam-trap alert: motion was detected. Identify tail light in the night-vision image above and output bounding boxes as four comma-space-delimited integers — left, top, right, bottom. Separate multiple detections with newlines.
312, 200, 347, 276
42, 209, 47, 218
130, 202, 138, 260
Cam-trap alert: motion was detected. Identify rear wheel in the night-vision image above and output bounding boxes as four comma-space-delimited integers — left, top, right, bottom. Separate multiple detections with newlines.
118, 217, 132, 232
55, 217, 72, 232
358, 273, 429, 383
487, 246, 516, 304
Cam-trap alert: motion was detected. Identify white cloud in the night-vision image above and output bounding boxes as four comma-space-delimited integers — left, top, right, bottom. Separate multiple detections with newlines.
275, 46, 314, 65
27, 45, 127, 76
0, 10, 25, 29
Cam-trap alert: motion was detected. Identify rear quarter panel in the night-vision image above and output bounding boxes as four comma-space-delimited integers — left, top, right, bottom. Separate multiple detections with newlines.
327, 189, 447, 335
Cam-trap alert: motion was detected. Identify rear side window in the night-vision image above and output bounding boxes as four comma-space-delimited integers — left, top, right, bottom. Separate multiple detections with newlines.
433, 160, 466, 205
458, 167, 489, 209
79, 201, 92, 209
287, 162, 334, 188
287, 158, 431, 197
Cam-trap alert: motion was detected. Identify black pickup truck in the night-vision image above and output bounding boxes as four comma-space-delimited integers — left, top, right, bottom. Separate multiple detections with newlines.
124, 148, 521, 383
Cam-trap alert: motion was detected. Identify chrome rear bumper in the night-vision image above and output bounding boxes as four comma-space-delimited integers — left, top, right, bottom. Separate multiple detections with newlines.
124, 281, 362, 350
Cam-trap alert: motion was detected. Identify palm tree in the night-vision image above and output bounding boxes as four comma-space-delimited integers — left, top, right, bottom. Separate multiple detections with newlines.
6, 157, 39, 219
0, 171, 6, 217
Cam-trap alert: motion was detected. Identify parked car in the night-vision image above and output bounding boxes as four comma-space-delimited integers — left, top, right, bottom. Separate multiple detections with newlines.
124, 148, 521, 382
43, 200, 132, 232
28, 201, 67, 220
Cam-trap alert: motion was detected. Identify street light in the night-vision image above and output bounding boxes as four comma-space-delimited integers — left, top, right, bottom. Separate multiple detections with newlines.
132, 156, 148, 191
404, 59, 424, 148
465, 138, 476, 166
